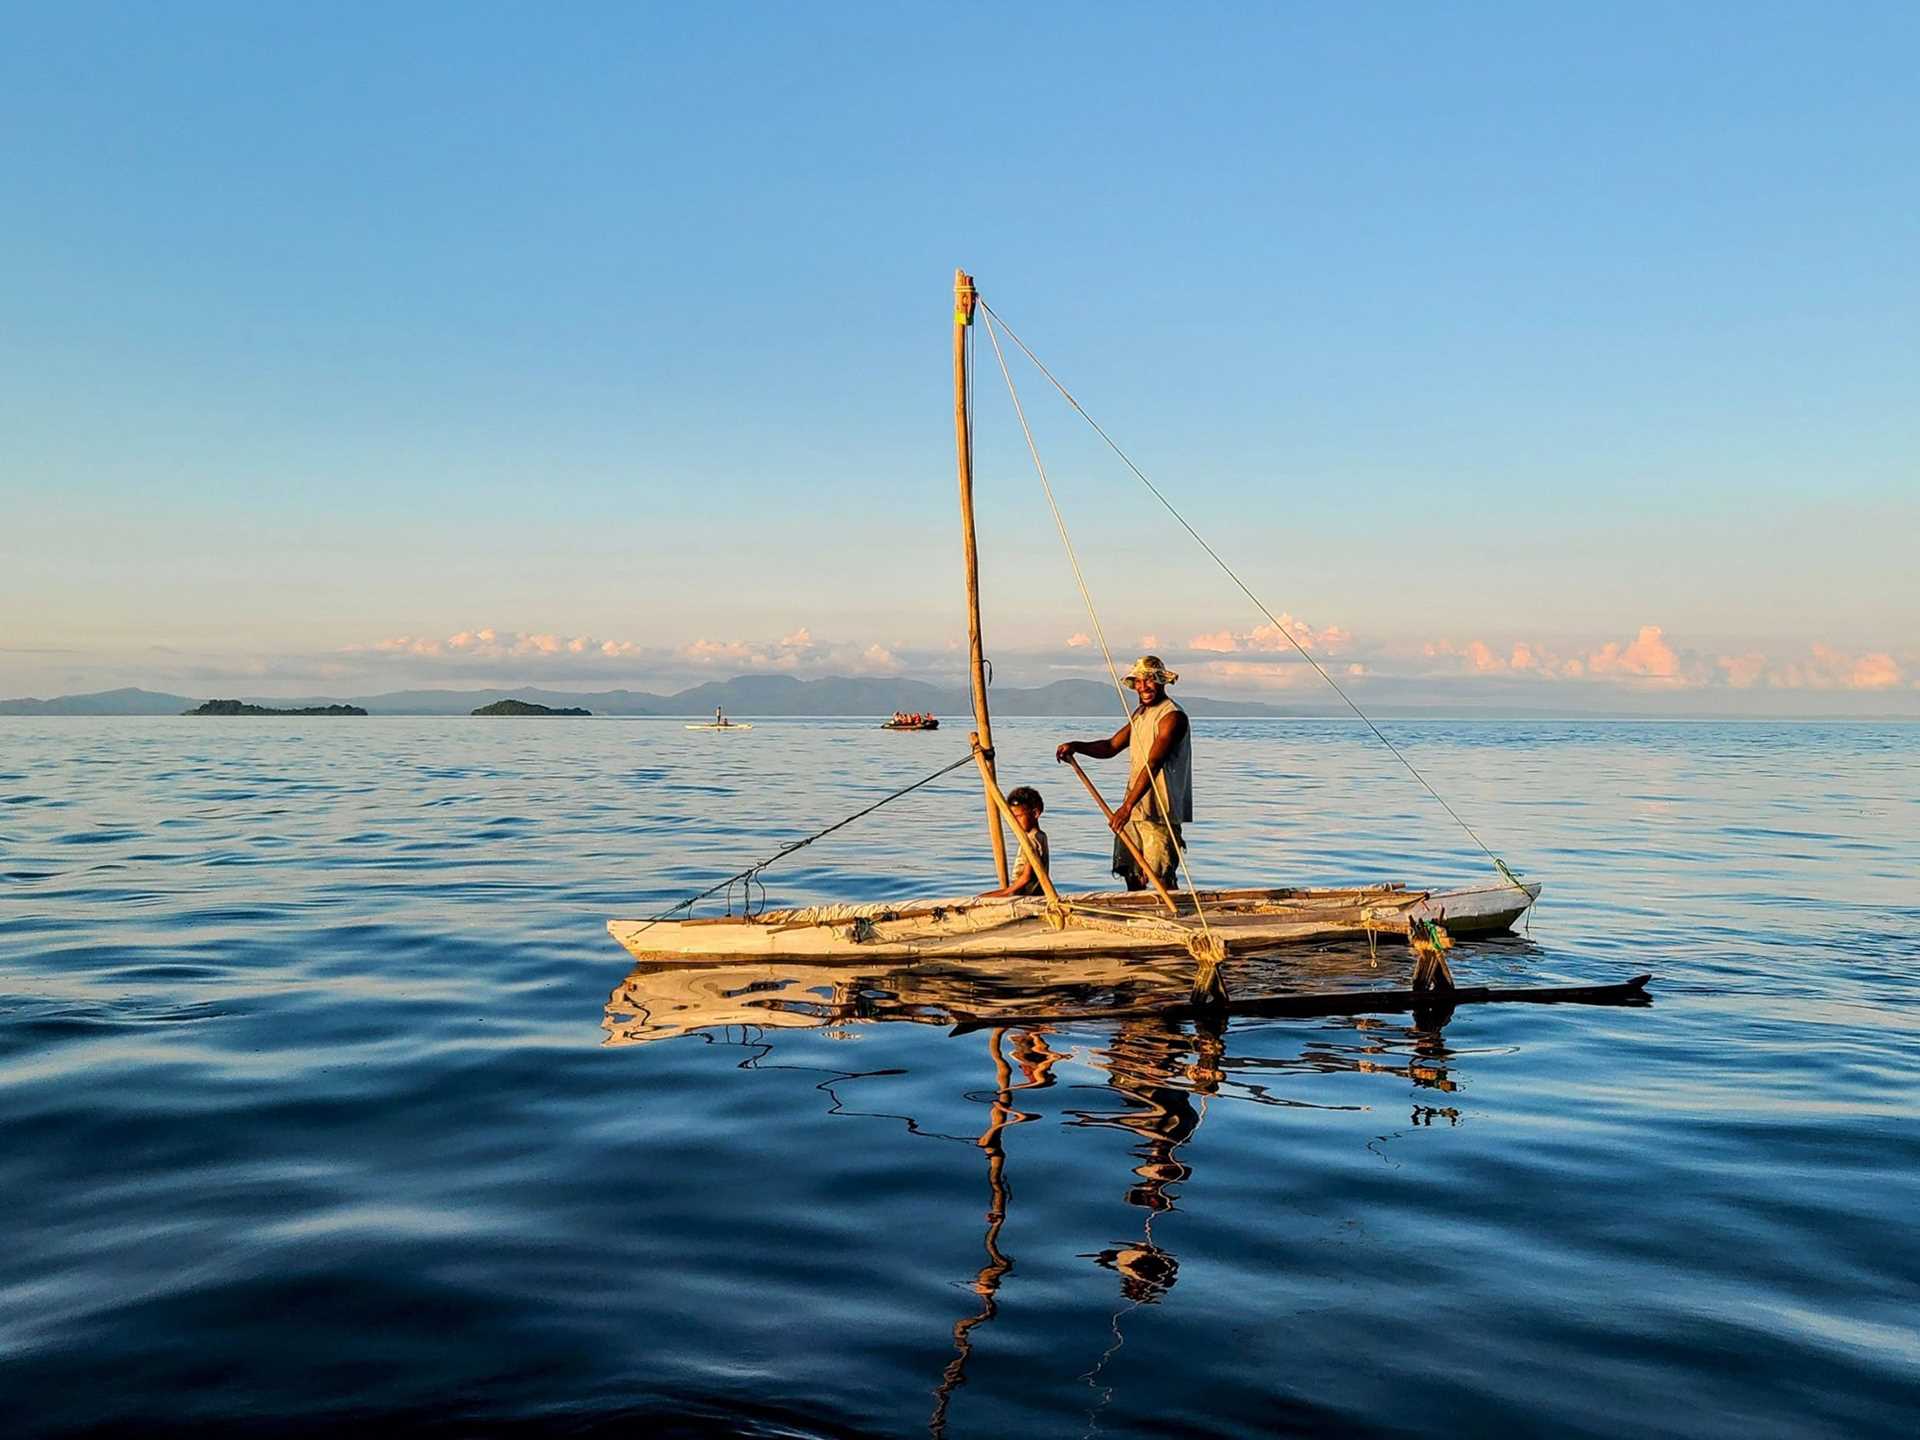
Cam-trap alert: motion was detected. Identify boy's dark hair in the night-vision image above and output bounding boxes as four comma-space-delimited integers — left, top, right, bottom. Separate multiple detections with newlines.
1006, 786, 1043, 813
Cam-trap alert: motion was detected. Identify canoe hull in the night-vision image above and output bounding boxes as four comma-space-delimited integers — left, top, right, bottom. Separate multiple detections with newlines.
608, 880, 1541, 963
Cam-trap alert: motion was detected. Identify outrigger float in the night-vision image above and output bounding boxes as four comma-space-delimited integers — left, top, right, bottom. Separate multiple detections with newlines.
610, 271, 1646, 1014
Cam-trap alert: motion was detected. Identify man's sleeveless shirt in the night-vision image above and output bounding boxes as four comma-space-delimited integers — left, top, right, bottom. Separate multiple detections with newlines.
1127, 697, 1193, 823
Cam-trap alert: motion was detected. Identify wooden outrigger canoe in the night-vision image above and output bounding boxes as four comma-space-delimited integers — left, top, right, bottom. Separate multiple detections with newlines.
609, 878, 1540, 964
602, 891, 1650, 1048
609, 271, 1589, 1003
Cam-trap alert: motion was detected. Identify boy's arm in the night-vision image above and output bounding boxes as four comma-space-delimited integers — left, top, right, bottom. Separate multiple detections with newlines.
979, 849, 1036, 899
983, 840, 1044, 898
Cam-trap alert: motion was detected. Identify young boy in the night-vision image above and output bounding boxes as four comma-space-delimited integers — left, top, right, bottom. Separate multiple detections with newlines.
978, 786, 1051, 898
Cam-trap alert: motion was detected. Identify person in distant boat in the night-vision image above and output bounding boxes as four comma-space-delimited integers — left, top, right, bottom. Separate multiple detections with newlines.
715, 706, 726, 726
1056, 656, 1192, 892
977, 786, 1050, 899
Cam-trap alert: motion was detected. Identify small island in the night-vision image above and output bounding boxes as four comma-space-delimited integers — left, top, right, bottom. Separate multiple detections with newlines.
185, 700, 368, 716
471, 699, 592, 717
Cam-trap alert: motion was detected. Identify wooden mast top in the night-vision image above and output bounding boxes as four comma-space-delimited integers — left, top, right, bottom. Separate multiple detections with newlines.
954, 268, 1010, 887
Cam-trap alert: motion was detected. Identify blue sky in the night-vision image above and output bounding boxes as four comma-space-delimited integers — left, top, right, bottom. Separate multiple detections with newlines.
2, 2, 1914, 710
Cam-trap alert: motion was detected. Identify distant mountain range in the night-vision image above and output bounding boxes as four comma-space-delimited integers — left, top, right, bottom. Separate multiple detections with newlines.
0, 676, 1322, 718
7, 676, 1910, 721
0, 687, 202, 716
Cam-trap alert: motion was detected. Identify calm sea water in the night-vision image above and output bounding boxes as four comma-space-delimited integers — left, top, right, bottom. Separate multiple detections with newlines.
2, 716, 1916, 1437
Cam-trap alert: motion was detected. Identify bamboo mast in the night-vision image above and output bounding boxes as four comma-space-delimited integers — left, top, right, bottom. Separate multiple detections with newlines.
955, 268, 1010, 887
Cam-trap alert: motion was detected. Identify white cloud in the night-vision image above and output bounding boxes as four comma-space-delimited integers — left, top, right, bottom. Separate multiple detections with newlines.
1417, 628, 1909, 694
362, 628, 630, 663
1423, 625, 1691, 686
1850, 652, 1903, 689
680, 638, 757, 665
1192, 613, 1351, 658
330, 622, 1911, 705
1587, 625, 1682, 681
1719, 644, 1905, 691
369, 635, 445, 657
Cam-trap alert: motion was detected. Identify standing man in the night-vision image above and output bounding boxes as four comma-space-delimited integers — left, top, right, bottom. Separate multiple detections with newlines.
1056, 656, 1193, 892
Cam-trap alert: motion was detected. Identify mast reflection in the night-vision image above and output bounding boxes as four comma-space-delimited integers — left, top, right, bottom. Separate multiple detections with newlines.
927, 1026, 1062, 1437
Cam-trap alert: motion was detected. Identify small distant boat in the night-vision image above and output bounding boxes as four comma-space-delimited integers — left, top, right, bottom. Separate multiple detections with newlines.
686, 721, 752, 731
882, 714, 940, 730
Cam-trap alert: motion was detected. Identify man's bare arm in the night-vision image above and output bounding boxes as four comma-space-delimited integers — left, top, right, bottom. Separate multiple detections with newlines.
1056, 718, 1133, 764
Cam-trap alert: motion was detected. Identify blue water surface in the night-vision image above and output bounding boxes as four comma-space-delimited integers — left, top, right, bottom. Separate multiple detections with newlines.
1, 716, 1916, 1437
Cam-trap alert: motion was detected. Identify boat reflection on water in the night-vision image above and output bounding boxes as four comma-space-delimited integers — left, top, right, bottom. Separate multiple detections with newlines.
603, 946, 1535, 1432
602, 950, 1229, 1044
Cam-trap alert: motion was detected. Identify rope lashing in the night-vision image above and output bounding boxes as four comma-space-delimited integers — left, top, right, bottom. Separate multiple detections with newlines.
630, 750, 980, 933
977, 298, 1531, 899
979, 312, 1130, 712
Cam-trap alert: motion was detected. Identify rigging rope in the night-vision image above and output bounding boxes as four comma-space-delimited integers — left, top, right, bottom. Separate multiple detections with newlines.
979, 308, 1222, 963
977, 298, 1528, 894
629, 750, 980, 933
979, 312, 1130, 711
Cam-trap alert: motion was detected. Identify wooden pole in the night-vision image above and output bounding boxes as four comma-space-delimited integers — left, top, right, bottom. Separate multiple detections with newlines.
970, 733, 1063, 908
955, 268, 1010, 887
1063, 756, 1181, 917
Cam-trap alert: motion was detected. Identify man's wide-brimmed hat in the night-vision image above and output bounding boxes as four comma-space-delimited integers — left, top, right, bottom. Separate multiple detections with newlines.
1127, 656, 1178, 686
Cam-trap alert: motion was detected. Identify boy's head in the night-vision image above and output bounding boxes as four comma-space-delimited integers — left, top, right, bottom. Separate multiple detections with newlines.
1006, 786, 1044, 827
